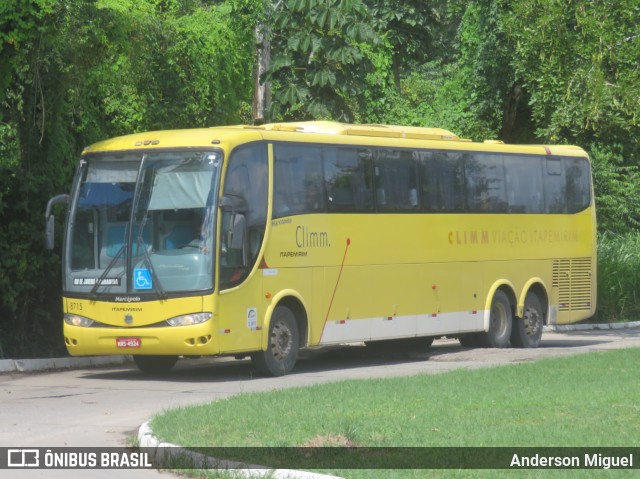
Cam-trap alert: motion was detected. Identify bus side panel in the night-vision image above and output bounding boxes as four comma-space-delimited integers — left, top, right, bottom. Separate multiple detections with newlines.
261, 209, 595, 346
417, 262, 484, 336
320, 264, 419, 343
216, 273, 265, 354
308, 265, 329, 346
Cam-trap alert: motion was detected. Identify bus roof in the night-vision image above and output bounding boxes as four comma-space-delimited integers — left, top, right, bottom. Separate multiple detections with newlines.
245, 121, 464, 141
82, 121, 588, 158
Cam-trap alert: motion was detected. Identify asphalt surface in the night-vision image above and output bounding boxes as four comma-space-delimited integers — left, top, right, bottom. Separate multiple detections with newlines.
2, 324, 640, 478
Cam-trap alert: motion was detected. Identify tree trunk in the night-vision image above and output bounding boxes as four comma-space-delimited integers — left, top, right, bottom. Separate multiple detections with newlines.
500, 83, 522, 142
252, 21, 271, 125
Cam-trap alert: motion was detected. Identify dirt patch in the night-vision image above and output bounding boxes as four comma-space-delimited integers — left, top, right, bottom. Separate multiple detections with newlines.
302, 434, 359, 447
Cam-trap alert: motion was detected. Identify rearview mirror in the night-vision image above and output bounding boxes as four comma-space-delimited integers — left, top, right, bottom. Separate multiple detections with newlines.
44, 194, 70, 250
45, 214, 56, 250
220, 194, 248, 267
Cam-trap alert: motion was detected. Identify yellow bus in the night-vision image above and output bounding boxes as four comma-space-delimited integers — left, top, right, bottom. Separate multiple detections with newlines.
46, 121, 596, 375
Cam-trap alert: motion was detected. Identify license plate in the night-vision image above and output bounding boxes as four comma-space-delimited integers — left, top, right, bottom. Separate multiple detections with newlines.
116, 337, 141, 348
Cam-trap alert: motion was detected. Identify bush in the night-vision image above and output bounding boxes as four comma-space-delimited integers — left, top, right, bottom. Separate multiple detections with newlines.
595, 232, 640, 322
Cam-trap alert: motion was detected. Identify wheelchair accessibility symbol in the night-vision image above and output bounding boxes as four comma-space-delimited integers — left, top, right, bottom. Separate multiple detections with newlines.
134, 268, 152, 290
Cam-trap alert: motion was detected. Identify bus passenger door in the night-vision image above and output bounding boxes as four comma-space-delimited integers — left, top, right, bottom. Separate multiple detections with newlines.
215, 142, 268, 354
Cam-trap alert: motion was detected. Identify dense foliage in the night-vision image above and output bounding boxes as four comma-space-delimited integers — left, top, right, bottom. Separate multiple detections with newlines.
596, 232, 640, 323
0, 0, 254, 357
1, 0, 639, 357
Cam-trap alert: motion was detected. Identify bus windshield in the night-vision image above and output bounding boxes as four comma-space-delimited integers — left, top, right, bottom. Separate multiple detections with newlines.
64, 150, 222, 296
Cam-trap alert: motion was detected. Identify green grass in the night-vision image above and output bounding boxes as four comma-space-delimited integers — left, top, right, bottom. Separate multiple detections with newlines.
596, 232, 640, 322
150, 348, 640, 478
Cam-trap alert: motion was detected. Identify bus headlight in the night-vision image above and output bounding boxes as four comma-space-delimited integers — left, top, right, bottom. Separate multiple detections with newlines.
64, 314, 95, 327
166, 312, 212, 327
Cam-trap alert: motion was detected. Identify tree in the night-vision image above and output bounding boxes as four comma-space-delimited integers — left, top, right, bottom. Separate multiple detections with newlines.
367, 1, 518, 141
231, 0, 273, 124
365, 0, 450, 90
503, 0, 640, 145
268, 0, 380, 121
502, 0, 640, 231
0, 0, 255, 357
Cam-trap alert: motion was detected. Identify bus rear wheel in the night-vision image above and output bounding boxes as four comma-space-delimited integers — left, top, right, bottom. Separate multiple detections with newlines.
478, 290, 513, 348
511, 292, 544, 348
133, 355, 178, 374
252, 305, 300, 376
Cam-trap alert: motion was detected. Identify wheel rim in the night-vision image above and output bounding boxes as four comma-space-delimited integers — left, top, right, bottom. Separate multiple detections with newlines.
270, 320, 293, 361
491, 302, 510, 338
523, 306, 542, 337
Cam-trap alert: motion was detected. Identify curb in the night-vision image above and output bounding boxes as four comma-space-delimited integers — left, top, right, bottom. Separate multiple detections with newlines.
0, 355, 131, 374
138, 422, 343, 479
544, 320, 640, 332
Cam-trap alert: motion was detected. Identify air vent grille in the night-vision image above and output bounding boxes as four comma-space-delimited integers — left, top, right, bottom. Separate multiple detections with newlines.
552, 258, 593, 311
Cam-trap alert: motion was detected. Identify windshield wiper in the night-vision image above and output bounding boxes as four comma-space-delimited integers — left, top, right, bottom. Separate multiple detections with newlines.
89, 244, 125, 300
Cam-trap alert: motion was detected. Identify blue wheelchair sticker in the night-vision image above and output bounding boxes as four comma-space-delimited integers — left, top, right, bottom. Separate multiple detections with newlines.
134, 268, 152, 290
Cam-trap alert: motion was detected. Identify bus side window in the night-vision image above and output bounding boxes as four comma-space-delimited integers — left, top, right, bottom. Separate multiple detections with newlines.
418, 151, 465, 212
273, 143, 325, 217
465, 153, 507, 213
324, 147, 373, 212
373, 149, 418, 211
544, 156, 591, 214
503, 155, 544, 213
544, 158, 565, 213
564, 158, 591, 213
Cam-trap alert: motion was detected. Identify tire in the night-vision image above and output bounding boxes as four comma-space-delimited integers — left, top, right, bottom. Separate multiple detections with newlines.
133, 355, 178, 374
511, 292, 544, 348
477, 290, 513, 348
252, 305, 300, 376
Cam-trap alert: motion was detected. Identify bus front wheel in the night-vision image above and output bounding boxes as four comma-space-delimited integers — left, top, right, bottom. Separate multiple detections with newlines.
133, 355, 178, 374
252, 305, 300, 376
511, 292, 544, 348
478, 290, 513, 348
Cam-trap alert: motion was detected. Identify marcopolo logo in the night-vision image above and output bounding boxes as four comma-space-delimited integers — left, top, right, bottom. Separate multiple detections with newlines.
7, 449, 40, 467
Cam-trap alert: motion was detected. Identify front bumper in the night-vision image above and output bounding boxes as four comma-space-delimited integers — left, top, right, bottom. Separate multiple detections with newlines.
64, 321, 219, 356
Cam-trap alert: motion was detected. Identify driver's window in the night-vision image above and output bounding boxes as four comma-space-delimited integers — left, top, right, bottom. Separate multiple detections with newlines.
220, 142, 268, 289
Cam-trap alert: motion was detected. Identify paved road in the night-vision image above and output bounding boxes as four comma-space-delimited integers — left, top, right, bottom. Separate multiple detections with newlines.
2, 327, 640, 478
